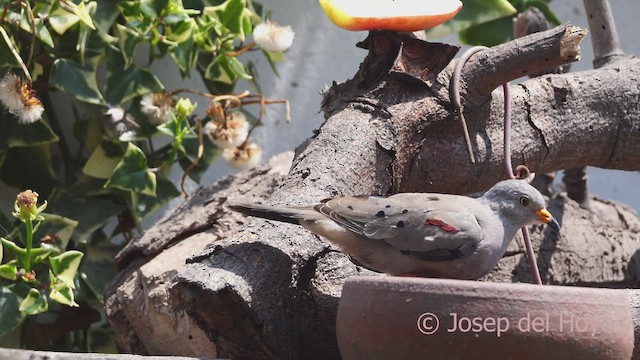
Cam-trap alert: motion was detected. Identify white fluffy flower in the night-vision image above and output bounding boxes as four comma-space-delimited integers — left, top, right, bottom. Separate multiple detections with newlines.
0, 74, 23, 111
17, 104, 45, 124
0, 73, 44, 124
140, 93, 174, 125
105, 106, 126, 122
223, 141, 262, 169
204, 111, 250, 149
253, 20, 295, 52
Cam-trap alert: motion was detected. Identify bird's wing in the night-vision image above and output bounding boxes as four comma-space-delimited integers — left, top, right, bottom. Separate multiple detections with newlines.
317, 194, 485, 261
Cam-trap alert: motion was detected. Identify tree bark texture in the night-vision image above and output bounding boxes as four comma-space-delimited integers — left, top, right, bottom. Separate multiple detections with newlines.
105, 24, 640, 359
562, 0, 627, 209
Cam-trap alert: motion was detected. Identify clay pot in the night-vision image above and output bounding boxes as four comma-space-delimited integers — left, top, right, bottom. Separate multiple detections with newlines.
337, 276, 634, 359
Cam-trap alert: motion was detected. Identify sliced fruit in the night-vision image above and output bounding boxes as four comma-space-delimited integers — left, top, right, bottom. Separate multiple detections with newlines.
319, 0, 463, 32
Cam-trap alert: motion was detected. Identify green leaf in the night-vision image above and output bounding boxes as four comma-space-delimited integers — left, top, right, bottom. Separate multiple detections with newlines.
31, 244, 57, 264
74, 1, 97, 30
0, 115, 58, 152
459, 16, 514, 46
19, 289, 48, 315
0, 144, 59, 197
227, 57, 252, 80
0, 27, 23, 69
205, 54, 250, 84
0, 262, 17, 280
79, 243, 117, 303
49, 250, 84, 289
50, 58, 105, 105
47, 187, 127, 244
168, 37, 198, 78
165, 18, 196, 44
83, 138, 127, 179
105, 67, 164, 105
105, 143, 157, 196
93, 0, 120, 33
0, 238, 25, 256
49, 280, 78, 307
0, 27, 19, 67
19, 11, 54, 48
156, 117, 194, 140
115, 24, 143, 67
205, 0, 247, 40
105, 47, 164, 105
133, 176, 181, 219
49, 6, 81, 35
37, 213, 79, 251
140, 0, 169, 18
0, 287, 24, 337
0, 212, 14, 238
426, 0, 517, 38
73, 116, 104, 152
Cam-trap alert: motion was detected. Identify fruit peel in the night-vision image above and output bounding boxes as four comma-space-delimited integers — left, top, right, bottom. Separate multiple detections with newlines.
319, 0, 463, 32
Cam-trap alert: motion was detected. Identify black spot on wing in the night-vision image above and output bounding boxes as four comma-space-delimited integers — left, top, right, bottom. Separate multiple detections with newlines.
428, 196, 440, 201
375, 210, 385, 217
396, 220, 405, 228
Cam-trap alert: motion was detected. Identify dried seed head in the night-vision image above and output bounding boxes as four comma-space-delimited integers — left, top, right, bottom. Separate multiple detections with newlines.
223, 141, 262, 169
0, 74, 23, 111
205, 102, 225, 122
141, 92, 175, 125
205, 111, 250, 149
0, 74, 44, 124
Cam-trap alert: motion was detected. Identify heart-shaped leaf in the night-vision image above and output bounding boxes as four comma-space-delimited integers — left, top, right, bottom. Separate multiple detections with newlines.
19, 289, 48, 315
49, 282, 78, 307
104, 143, 157, 196
49, 250, 84, 289
50, 59, 105, 105
0, 287, 24, 337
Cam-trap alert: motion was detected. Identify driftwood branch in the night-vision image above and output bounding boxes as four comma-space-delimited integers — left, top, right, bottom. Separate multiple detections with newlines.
563, 0, 628, 209
583, 0, 625, 68
105, 22, 640, 359
460, 25, 586, 107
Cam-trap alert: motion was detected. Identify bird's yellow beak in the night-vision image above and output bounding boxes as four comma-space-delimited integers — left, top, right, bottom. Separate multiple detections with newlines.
535, 209, 560, 232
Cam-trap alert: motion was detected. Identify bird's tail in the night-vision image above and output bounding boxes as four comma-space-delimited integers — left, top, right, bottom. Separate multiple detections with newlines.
226, 202, 321, 225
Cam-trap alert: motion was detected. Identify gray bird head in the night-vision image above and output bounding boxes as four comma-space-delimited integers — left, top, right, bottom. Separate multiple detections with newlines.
481, 179, 560, 232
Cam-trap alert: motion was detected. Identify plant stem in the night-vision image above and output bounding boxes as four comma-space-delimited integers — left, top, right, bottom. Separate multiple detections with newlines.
24, 217, 33, 272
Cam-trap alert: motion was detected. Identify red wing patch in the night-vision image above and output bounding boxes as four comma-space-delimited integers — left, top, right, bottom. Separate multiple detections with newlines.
425, 218, 459, 234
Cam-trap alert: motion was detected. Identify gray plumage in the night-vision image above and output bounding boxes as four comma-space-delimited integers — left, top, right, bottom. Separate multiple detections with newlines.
228, 179, 560, 280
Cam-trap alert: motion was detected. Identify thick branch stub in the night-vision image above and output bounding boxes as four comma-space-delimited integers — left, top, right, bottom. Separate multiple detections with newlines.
461, 24, 587, 108
583, 0, 626, 68
560, 25, 588, 61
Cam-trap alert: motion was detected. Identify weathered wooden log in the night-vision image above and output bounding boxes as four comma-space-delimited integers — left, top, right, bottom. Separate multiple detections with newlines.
105, 23, 640, 359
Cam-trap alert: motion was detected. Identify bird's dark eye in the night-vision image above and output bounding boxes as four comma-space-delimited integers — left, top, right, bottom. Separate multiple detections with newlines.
519, 196, 530, 207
